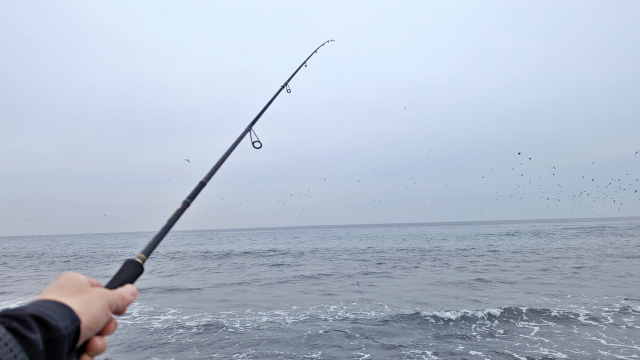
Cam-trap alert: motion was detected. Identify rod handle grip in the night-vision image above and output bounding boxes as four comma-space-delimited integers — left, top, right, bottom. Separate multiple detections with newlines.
68, 259, 144, 359
105, 258, 145, 289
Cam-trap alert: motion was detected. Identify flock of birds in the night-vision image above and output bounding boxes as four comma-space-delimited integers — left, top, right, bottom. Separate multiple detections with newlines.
505, 151, 638, 214
242, 149, 640, 220
9, 149, 639, 235
149, 148, 640, 224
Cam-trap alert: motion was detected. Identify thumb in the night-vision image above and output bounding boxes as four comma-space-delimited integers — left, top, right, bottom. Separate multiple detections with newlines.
106, 284, 137, 315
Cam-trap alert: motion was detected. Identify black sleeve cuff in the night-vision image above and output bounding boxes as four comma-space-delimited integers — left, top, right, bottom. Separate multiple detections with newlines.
0, 300, 80, 360
0, 324, 29, 360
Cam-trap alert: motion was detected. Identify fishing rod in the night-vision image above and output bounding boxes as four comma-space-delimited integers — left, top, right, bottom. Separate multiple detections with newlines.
71, 39, 334, 358
108, 40, 334, 287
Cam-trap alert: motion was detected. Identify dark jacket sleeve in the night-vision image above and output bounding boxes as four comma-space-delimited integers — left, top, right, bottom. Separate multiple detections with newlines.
0, 300, 80, 360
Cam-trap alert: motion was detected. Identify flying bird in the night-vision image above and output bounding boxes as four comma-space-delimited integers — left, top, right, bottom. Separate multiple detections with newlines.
185, 159, 190, 163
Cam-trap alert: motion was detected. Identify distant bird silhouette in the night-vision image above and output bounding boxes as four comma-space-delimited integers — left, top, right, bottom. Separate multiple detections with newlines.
518, 152, 521, 155
185, 159, 190, 163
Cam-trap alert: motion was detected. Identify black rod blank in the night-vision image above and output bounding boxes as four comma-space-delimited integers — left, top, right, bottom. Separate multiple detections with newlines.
104, 39, 334, 290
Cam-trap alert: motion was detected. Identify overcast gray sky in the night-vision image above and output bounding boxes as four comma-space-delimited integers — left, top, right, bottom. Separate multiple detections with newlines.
1, 1, 639, 236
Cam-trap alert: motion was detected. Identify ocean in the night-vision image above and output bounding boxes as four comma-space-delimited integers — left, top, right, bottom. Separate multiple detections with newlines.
1, 217, 639, 359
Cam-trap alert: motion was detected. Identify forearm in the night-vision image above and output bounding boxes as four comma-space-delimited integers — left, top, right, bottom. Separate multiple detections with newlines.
0, 300, 80, 360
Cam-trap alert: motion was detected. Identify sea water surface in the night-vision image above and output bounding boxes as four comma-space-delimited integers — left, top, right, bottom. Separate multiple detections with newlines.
1, 217, 639, 359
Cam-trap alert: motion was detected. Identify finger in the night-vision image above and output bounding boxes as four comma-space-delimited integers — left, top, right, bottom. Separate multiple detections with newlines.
85, 335, 108, 356
106, 284, 137, 315
99, 317, 118, 336
64, 272, 87, 283
79, 353, 94, 360
86, 276, 103, 288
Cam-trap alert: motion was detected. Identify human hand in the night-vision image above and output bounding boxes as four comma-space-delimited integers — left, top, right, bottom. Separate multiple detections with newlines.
36, 272, 137, 359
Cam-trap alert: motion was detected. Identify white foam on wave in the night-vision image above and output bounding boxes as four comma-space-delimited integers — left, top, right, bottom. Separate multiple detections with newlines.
231, 349, 255, 359
420, 308, 503, 321
505, 351, 527, 360
301, 351, 322, 358
111, 300, 640, 359
401, 350, 440, 360
622, 316, 639, 329
537, 347, 569, 359
574, 307, 601, 325
597, 350, 640, 360
114, 300, 395, 341
575, 329, 640, 353
116, 301, 512, 342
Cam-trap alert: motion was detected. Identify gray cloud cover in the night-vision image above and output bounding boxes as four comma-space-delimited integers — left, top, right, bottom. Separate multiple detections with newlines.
1, 1, 639, 236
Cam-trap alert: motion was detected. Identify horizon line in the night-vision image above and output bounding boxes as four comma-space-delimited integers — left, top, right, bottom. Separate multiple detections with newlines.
2, 215, 639, 239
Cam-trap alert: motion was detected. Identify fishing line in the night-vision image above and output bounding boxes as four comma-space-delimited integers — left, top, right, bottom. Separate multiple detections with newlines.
256, 85, 288, 136
333, 41, 346, 187
69, 39, 335, 360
